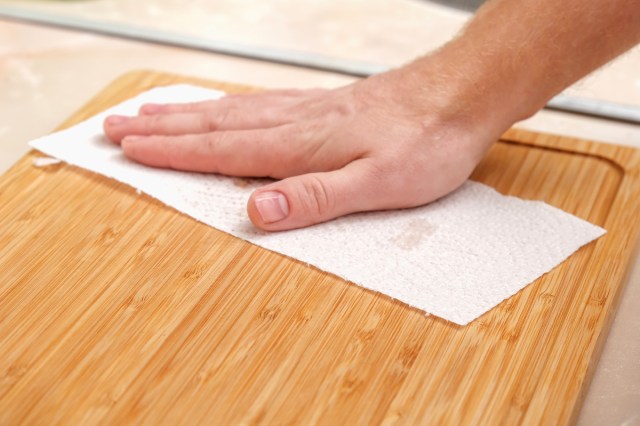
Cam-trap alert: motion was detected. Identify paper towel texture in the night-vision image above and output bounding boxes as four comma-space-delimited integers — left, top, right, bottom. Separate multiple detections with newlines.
29, 85, 606, 325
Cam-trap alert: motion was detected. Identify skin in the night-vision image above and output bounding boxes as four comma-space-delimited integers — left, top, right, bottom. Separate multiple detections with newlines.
104, 0, 640, 231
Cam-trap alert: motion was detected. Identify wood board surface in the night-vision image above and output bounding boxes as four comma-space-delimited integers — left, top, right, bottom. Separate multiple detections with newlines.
1, 70, 639, 425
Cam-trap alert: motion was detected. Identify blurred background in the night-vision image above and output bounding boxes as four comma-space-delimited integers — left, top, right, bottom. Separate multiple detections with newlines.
1, 1, 639, 425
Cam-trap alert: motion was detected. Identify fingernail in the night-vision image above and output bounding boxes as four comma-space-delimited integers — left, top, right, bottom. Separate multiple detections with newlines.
255, 191, 289, 224
106, 115, 129, 125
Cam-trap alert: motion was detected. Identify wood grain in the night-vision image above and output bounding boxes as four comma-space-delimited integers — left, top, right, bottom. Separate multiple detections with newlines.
1, 70, 639, 425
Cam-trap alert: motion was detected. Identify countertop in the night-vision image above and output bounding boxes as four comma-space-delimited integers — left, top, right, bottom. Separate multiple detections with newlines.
1, 1, 638, 424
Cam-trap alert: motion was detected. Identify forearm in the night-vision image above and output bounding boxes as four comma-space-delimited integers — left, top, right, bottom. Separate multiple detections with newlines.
402, 0, 640, 139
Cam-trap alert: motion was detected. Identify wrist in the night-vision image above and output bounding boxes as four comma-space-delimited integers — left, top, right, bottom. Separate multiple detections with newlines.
413, 51, 539, 124
374, 59, 513, 155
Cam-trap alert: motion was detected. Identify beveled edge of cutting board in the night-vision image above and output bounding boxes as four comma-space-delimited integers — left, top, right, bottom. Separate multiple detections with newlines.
502, 128, 640, 176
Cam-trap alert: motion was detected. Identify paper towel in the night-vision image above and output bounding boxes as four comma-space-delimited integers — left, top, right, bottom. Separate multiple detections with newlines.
29, 84, 606, 325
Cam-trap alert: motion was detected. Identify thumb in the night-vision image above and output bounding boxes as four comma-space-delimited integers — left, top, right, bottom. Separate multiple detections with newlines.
247, 163, 372, 231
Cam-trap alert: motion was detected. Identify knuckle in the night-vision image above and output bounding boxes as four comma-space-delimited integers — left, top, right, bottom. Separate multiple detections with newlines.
200, 133, 225, 173
201, 112, 217, 132
204, 108, 233, 131
291, 123, 321, 160
143, 114, 162, 134
204, 132, 221, 153
297, 176, 335, 218
333, 101, 356, 118
203, 133, 231, 171
158, 137, 179, 170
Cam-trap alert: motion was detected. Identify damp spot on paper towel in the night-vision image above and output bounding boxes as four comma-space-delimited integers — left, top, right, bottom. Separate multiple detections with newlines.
391, 219, 438, 250
232, 177, 252, 188
231, 177, 268, 190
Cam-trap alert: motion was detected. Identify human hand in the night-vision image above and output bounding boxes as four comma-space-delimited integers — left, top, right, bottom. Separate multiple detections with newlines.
103, 67, 503, 231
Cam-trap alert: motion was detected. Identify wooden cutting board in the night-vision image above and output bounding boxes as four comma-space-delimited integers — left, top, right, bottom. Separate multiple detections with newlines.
1, 70, 639, 425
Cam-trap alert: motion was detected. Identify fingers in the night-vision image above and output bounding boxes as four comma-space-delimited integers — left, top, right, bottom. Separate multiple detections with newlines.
104, 88, 328, 144
120, 125, 313, 177
105, 113, 212, 143
104, 107, 289, 143
247, 162, 378, 231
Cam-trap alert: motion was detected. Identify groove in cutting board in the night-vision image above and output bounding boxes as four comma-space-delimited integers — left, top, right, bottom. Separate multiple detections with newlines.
0, 70, 639, 425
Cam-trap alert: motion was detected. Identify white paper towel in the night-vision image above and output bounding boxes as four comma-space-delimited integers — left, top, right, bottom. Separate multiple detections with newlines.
29, 85, 606, 325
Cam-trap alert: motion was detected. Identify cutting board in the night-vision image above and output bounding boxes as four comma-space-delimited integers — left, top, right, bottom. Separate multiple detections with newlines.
1, 71, 639, 425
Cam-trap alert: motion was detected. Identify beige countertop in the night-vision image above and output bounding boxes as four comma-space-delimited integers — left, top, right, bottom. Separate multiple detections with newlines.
1, 1, 639, 424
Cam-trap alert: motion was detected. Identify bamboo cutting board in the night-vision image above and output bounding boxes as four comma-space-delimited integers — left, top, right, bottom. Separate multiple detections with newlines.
1, 70, 640, 425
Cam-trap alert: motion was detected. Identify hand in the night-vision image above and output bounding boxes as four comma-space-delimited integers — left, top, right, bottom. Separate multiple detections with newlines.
103, 67, 501, 231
